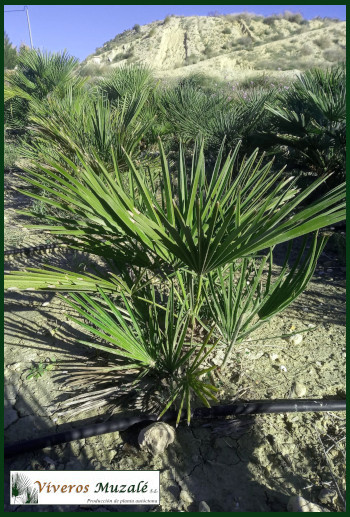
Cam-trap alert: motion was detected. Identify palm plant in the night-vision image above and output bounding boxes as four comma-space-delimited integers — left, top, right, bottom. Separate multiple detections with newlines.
21, 86, 154, 171
58, 286, 218, 423
98, 64, 155, 104
260, 66, 346, 188
158, 82, 275, 161
5, 139, 345, 420
158, 83, 227, 144
4, 48, 85, 130
98, 64, 163, 149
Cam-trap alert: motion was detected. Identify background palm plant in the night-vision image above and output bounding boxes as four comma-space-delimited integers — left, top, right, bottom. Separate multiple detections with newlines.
158, 82, 276, 162
4, 48, 85, 131
21, 86, 154, 172
257, 65, 346, 190
98, 64, 155, 104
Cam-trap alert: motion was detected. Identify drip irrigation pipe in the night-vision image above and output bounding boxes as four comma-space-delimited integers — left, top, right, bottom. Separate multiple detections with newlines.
4, 398, 345, 458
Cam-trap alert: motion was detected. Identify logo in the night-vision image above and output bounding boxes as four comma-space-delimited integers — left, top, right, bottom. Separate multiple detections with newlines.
10, 471, 160, 505
11, 473, 39, 504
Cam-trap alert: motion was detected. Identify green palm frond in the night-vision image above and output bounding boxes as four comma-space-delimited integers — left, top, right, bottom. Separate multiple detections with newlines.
21, 86, 153, 171
262, 65, 345, 180
99, 64, 155, 103
5, 138, 345, 291
58, 285, 218, 422
205, 232, 328, 365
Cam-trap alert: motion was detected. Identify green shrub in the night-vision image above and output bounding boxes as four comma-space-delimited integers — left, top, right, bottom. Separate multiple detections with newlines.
19, 65, 155, 172
4, 140, 19, 171
239, 73, 272, 89
113, 50, 134, 62
224, 12, 253, 23
283, 11, 304, 24
185, 55, 199, 65
270, 33, 283, 42
223, 14, 236, 22
148, 28, 156, 37
133, 23, 141, 33
222, 27, 232, 34
203, 45, 215, 57
323, 48, 346, 62
4, 32, 17, 69
236, 36, 252, 46
79, 63, 108, 77
263, 15, 280, 26
299, 44, 314, 57
314, 37, 331, 49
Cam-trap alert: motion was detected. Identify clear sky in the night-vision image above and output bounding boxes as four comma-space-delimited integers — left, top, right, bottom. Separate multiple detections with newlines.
4, 4, 347, 61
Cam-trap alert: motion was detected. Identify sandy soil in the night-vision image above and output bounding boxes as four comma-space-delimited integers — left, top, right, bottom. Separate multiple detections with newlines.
4, 172, 346, 512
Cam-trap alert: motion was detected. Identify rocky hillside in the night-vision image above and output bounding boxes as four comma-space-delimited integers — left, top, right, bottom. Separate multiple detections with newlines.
81, 13, 346, 81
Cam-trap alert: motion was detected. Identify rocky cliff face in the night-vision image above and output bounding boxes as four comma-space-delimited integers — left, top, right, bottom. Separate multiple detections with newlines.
82, 14, 346, 80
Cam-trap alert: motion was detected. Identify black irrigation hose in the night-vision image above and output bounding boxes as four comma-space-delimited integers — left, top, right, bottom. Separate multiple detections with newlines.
4, 244, 68, 258
4, 398, 345, 458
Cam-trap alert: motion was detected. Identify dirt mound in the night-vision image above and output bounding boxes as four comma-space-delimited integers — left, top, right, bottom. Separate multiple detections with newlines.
81, 14, 346, 81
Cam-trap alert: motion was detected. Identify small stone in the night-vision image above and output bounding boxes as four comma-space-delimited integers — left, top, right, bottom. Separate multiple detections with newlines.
42, 302, 50, 307
279, 365, 287, 372
287, 495, 330, 512
212, 350, 225, 365
138, 422, 175, 455
198, 500, 210, 512
318, 488, 337, 505
292, 382, 307, 397
288, 334, 303, 345
250, 350, 264, 360
269, 353, 279, 362
180, 489, 194, 505
7, 363, 21, 371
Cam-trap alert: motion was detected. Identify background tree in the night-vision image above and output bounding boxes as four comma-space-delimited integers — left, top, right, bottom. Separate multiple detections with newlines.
4, 31, 17, 69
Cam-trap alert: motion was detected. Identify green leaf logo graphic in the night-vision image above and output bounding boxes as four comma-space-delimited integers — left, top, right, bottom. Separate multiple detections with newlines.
11, 474, 38, 504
